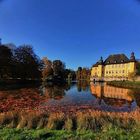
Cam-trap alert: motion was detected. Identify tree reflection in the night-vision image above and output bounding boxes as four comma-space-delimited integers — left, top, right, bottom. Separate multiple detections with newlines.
76, 80, 90, 92
40, 82, 68, 100
131, 89, 140, 107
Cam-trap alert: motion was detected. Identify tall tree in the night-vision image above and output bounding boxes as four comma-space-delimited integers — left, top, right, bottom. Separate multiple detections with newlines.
42, 59, 66, 81
14, 45, 42, 79
0, 45, 13, 79
64, 69, 76, 80
76, 67, 90, 81
42, 57, 53, 80
52, 60, 65, 79
76, 67, 82, 80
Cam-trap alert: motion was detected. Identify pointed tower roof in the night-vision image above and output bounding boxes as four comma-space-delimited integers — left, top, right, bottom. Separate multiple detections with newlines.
130, 52, 136, 62
98, 56, 104, 65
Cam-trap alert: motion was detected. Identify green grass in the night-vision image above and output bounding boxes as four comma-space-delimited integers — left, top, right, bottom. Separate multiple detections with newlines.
107, 81, 140, 89
1, 124, 140, 140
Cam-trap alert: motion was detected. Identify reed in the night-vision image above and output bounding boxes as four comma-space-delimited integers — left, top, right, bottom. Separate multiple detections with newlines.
1, 109, 140, 131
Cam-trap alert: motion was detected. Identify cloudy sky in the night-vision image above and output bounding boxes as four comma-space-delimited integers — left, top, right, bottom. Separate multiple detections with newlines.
0, 0, 140, 69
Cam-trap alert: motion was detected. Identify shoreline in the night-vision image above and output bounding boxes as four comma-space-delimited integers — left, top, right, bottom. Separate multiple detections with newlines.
0, 79, 42, 90
106, 81, 140, 89
0, 109, 140, 139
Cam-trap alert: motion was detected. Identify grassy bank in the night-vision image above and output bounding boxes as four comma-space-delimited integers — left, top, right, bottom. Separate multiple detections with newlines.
1, 125, 140, 140
107, 81, 140, 89
1, 110, 140, 139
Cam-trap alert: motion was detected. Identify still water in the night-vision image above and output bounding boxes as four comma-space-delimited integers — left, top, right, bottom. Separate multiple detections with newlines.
0, 81, 139, 113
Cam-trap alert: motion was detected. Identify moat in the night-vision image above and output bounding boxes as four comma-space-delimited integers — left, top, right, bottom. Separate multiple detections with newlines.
0, 81, 139, 113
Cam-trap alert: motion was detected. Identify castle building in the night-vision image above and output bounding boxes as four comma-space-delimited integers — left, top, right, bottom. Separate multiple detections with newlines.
91, 52, 136, 81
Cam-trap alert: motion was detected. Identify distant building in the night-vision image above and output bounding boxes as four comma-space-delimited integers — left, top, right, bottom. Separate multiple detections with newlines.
91, 52, 136, 81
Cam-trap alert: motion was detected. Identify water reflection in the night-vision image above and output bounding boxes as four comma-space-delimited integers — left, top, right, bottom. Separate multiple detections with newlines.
90, 83, 132, 101
90, 83, 137, 112
0, 81, 139, 113
39, 84, 66, 100
38, 81, 138, 112
76, 81, 90, 92
0, 82, 140, 129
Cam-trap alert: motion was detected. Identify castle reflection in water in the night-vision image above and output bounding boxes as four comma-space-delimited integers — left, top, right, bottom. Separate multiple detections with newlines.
90, 82, 136, 111
0, 82, 138, 113
41, 82, 137, 112
90, 83, 132, 101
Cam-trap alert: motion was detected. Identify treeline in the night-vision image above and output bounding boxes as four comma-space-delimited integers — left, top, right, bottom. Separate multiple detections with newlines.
42, 57, 76, 82
0, 43, 91, 82
0, 44, 76, 82
0, 44, 42, 80
76, 67, 91, 81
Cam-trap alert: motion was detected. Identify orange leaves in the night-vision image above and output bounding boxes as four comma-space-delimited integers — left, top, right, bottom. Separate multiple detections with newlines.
0, 88, 44, 113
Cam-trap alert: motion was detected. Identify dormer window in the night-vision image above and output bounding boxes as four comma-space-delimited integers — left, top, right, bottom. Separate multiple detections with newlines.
114, 61, 117, 63
107, 61, 110, 64
121, 60, 124, 63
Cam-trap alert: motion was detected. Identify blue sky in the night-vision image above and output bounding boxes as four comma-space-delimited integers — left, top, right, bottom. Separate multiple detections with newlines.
0, 0, 140, 70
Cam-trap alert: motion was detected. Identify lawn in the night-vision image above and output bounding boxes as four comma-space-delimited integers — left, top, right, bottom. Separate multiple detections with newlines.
1, 125, 140, 140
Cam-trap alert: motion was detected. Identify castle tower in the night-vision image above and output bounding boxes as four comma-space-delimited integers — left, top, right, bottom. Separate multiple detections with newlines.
130, 52, 136, 62
98, 57, 104, 77
129, 52, 136, 73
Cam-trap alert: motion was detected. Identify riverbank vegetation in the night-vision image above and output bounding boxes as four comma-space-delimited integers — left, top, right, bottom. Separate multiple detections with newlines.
76, 67, 91, 81
1, 126, 140, 140
0, 44, 42, 80
0, 110, 140, 139
0, 43, 77, 84
42, 57, 76, 83
107, 81, 140, 89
